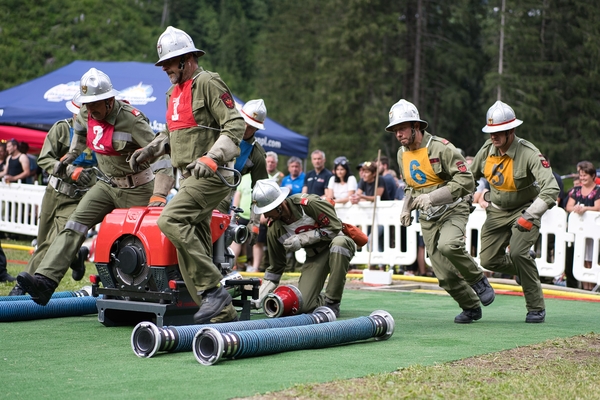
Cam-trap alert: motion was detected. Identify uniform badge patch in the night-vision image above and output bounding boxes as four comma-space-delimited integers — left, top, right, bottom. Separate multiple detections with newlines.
456, 161, 467, 173
441, 139, 449, 144
429, 158, 440, 164
130, 109, 140, 116
317, 213, 330, 227
220, 93, 234, 109
541, 159, 550, 168
300, 198, 309, 206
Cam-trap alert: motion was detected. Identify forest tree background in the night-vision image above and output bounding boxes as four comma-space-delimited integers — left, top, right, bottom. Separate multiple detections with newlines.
1, 0, 599, 175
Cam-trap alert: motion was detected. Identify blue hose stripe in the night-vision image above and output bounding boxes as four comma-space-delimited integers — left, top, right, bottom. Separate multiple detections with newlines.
169, 313, 321, 353
0, 296, 97, 322
0, 290, 86, 302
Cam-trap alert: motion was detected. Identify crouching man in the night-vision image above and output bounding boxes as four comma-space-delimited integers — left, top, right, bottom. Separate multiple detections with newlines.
251, 179, 355, 317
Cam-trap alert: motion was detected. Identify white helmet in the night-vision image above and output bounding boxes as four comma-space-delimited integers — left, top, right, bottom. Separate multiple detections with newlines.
155, 26, 205, 66
252, 179, 290, 214
240, 99, 267, 130
385, 99, 428, 132
482, 100, 523, 133
65, 92, 82, 114
79, 68, 119, 103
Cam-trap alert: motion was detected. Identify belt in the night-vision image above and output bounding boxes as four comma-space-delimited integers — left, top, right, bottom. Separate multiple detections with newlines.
110, 168, 154, 188
48, 175, 87, 198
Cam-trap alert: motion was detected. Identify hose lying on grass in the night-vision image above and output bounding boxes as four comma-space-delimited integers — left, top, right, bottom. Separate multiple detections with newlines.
193, 310, 395, 365
0, 295, 98, 322
131, 306, 337, 358
0, 287, 92, 302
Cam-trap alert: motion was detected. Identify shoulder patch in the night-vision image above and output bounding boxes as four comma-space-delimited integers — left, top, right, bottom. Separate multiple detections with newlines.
130, 108, 141, 117
432, 136, 450, 145
456, 160, 467, 173
317, 213, 330, 227
220, 92, 235, 109
540, 155, 551, 168
300, 197, 309, 206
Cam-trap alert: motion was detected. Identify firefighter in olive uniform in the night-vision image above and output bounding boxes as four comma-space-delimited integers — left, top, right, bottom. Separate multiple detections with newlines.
9, 93, 96, 296
217, 99, 269, 245
471, 100, 559, 323
129, 27, 245, 324
17, 68, 174, 306
251, 179, 356, 317
389, 99, 495, 324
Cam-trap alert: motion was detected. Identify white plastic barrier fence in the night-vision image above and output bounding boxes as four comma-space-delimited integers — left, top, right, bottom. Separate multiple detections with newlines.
0, 181, 45, 237
567, 211, 600, 285
0, 182, 597, 285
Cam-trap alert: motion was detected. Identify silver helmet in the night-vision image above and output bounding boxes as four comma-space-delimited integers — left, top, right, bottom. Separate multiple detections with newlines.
65, 92, 82, 114
79, 68, 119, 104
482, 100, 523, 133
240, 99, 267, 130
252, 179, 290, 214
385, 99, 428, 132
155, 26, 205, 66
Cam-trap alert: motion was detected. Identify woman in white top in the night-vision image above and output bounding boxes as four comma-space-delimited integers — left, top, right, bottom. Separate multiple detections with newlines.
325, 156, 357, 204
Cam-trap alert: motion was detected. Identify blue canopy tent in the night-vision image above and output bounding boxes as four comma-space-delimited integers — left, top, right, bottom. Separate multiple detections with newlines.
0, 60, 309, 157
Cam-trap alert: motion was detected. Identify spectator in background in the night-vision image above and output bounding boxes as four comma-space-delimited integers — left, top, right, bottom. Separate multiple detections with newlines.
18, 142, 39, 184
229, 174, 253, 271
325, 156, 357, 204
565, 161, 600, 290
266, 151, 284, 185
0, 142, 7, 172
375, 156, 397, 200
350, 161, 388, 203
0, 139, 30, 183
303, 149, 333, 197
281, 156, 305, 196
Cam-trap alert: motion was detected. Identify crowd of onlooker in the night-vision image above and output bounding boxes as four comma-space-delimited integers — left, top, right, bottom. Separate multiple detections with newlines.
0, 139, 43, 185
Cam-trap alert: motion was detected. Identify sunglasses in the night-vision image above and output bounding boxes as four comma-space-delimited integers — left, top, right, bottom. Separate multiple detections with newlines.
334, 157, 348, 166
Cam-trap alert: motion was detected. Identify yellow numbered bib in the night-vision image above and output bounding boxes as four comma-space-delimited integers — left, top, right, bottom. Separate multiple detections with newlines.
402, 147, 444, 189
484, 155, 517, 192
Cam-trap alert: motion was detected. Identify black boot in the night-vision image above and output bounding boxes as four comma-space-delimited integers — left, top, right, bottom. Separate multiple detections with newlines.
525, 309, 545, 323
8, 284, 26, 296
324, 297, 341, 318
454, 307, 482, 324
70, 247, 89, 281
0, 270, 15, 282
16, 272, 58, 306
470, 276, 495, 306
193, 285, 233, 324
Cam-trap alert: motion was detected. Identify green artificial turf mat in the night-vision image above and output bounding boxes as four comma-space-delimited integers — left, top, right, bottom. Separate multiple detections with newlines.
1, 289, 598, 399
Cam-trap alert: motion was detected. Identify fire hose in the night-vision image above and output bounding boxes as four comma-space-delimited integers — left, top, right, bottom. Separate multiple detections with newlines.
131, 306, 337, 358
0, 295, 98, 322
193, 310, 395, 365
0, 287, 92, 302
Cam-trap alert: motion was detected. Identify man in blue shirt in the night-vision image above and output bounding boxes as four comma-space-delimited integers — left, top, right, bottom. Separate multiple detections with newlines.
303, 149, 333, 197
281, 156, 305, 196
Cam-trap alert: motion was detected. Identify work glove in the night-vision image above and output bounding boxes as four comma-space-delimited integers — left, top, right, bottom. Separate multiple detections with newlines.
251, 280, 278, 310
400, 194, 413, 227
53, 153, 78, 176
412, 186, 454, 211
148, 173, 175, 207
515, 211, 534, 232
129, 132, 170, 172
66, 165, 94, 186
186, 156, 218, 179
282, 231, 322, 252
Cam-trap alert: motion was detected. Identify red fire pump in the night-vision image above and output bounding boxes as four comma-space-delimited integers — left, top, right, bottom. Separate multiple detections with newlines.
90, 206, 260, 327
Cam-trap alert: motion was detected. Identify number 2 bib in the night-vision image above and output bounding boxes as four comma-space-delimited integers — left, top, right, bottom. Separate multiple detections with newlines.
402, 147, 444, 189
484, 155, 517, 192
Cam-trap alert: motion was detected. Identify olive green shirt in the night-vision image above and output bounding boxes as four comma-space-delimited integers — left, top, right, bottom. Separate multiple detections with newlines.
267, 194, 343, 272
38, 119, 93, 188
163, 67, 244, 169
74, 100, 172, 179
471, 135, 559, 210
397, 131, 475, 198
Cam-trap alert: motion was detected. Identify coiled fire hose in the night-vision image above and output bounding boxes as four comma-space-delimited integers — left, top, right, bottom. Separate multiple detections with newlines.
193, 310, 395, 365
